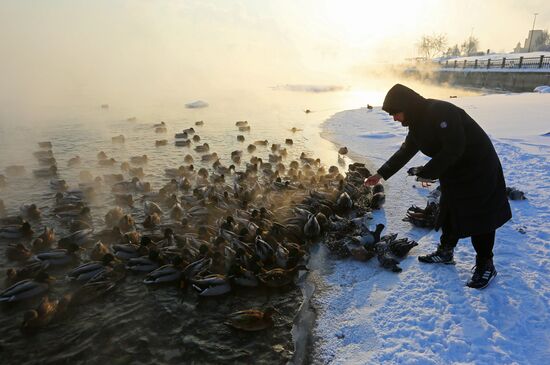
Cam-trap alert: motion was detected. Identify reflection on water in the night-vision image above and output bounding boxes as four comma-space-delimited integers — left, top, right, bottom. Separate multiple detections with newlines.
0, 78, 479, 364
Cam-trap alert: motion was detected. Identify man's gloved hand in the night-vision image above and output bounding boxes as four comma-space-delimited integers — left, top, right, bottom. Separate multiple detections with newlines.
407, 166, 424, 176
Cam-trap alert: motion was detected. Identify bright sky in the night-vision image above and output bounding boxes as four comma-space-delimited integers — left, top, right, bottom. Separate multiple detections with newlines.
0, 0, 548, 112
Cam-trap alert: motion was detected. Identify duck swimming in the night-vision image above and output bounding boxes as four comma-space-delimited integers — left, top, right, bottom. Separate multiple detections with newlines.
21, 296, 68, 330
32, 244, 80, 267
192, 274, 231, 296
67, 253, 117, 283
6, 243, 32, 261
143, 256, 185, 284
0, 222, 33, 239
126, 250, 164, 273
0, 271, 55, 303
194, 143, 210, 153
67, 156, 81, 167
33, 165, 57, 178
225, 307, 276, 331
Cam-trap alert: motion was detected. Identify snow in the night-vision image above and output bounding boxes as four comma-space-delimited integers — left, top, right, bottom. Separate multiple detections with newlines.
313, 92, 550, 364
440, 51, 550, 63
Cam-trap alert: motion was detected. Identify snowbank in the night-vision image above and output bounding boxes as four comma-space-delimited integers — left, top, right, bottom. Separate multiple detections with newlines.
313, 92, 550, 364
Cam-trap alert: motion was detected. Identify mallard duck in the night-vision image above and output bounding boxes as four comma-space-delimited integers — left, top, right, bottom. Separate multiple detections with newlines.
235, 121, 248, 127
67, 156, 81, 167
120, 161, 130, 172
126, 250, 164, 273
237, 135, 245, 142
5, 261, 49, 286
257, 265, 306, 288
170, 203, 184, 221
372, 183, 384, 194
33, 165, 57, 178
356, 223, 385, 248
195, 120, 204, 126
247, 144, 256, 153
58, 228, 93, 249
32, 245, 79, 267
154, 121, 166, 128
254, 235, 274, 263
130, 155, 148, 164
285, 138, 293, 145
192, 274, 231, 296
104, 207, 124, 227
90, 241, 109, 261
143, 213, 161, 229
123, 230, 141, 245
225, 307, 276, 331
192, 135, 201, 142
98, 158, 116, 167
175, 139, 191, 147
93, 226, 123, 245
0, 222, 33, 239
183, 257, 212, 279
183, 127, 195, 134
38, 157, 57, 166
155, 139, 168, 147
112, 135, 125, 143
230, 265, 259, 287
6, 243, 32, 261
144, 201, 163, 216
303, 214, 320, 238
67, 254, 116, 283
49, 179, 69, 192
143, 256, 184, 284
118, 214, 135, 233
194, 143, 210, 153
175, 132, 188, 139
183, 154, 194, 163
0, 271, 55, 303
371, 192, 386, 209
21, 296, 67, 330
113, 240, 148, 260
336, 191, 353, 211
32, 227, 55, 251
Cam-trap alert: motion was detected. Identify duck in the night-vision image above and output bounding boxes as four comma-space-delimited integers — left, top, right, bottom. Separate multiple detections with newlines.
118, 214, 135, 233
175, 131, 188, 139
68, 156, 81, 167
354, 223, 385, 248
155, 139, 168, 147
184, 154, 194, 163
19, 204, 41, 220
239, 125, 251, 132
338, 146, 348, 155
0, 271, 55, 303
257, 265, 306, 288
113, 240, 149, 260
371, 192, 386, 209
58, 228, 94, 249
143, 213, 161, 229
5, 261, 49, 287
336, 191, 353, 211
0, 222, 34, 239
237, 135, 245, 142
98, 158, 116, 167
67, 254, 117, 283
225, 307, 276, 331
33, 165, 57, 178
285, 138, 293, 145
90, 241, 110, 261
120, 161, 130, 172
126, 250, 164, 273
21, 296, 68, 330
175, 139, 191, 147
303, 214, 320, 239
93, 226, 123, 245
115, 194, 134, 207
183, 127, 195, 134
195, 120, 204, 126
254, 140, 268, 146
154, 121, 166, 128
247, 144, 256, 153
32, 244, 80, 267
38, 157, 57, 166
34, 227, 55, 248
192, 274, 231, 296
170, 203, 185, 221
192, 135, 201, 142
130, 155, 148, 164
112, 135, 125, 143
144, 200, 163, 216
6, 243, 32, 261
235, 121, 248, 127
50, 179, 69, 192
143, 256, 185, 284
105, 206, 124, 227
194, 143, 210, 153
372, 183, 384, 194
230, 265, 259, 287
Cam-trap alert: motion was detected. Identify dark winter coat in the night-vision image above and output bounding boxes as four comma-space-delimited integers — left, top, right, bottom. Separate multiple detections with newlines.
378, 84, 511, 238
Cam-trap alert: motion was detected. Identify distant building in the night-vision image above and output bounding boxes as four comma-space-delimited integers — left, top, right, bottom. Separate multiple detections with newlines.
516, 29, 544, 52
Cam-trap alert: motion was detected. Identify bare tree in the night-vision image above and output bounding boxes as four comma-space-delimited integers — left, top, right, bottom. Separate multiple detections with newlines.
460, 36, 479, 56
534, 30, 550, 51
417, 34, 448, 60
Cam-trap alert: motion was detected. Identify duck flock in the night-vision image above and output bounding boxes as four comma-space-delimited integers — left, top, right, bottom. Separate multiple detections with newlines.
0, 119, 419, 334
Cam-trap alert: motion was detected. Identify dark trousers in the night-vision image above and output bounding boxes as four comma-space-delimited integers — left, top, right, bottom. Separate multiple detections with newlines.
441, 228, 495, 262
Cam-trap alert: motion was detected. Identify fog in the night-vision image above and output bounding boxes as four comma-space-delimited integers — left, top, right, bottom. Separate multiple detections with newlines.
0, 0, 548, 123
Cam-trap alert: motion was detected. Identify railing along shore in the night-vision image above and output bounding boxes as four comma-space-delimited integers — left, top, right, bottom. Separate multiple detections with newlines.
440, 55, 550, 70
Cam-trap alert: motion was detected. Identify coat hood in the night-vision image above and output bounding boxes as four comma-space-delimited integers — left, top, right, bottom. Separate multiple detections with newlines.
382, 84, 428, 121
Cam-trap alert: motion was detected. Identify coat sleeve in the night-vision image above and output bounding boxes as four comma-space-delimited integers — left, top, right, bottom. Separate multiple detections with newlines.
416, 109, 466, 180
377, 133, 419, 180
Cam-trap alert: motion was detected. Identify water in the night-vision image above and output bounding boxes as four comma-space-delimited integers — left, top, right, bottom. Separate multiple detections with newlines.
0, 78, 480, 364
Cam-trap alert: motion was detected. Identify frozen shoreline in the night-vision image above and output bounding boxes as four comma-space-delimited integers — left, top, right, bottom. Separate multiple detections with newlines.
312, 92, 550, 364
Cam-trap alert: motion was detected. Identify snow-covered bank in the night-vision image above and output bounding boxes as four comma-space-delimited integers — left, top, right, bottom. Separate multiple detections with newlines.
313, 93, 550, 364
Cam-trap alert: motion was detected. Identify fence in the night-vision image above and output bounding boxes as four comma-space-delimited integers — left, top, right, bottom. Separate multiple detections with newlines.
440, 55, 550, 70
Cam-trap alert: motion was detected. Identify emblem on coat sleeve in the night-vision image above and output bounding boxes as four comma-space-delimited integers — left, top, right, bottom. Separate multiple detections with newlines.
440, 121, 448, 128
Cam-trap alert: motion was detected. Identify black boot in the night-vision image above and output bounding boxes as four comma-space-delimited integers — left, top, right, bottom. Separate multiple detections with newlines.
467, 257, 497, 289
418, 245, 455, 264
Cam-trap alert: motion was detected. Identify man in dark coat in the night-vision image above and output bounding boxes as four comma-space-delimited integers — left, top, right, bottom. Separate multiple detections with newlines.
365, 84, 511, 289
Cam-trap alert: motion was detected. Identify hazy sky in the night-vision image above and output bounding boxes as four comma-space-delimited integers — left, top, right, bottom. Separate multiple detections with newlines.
1, 0, 548, 114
